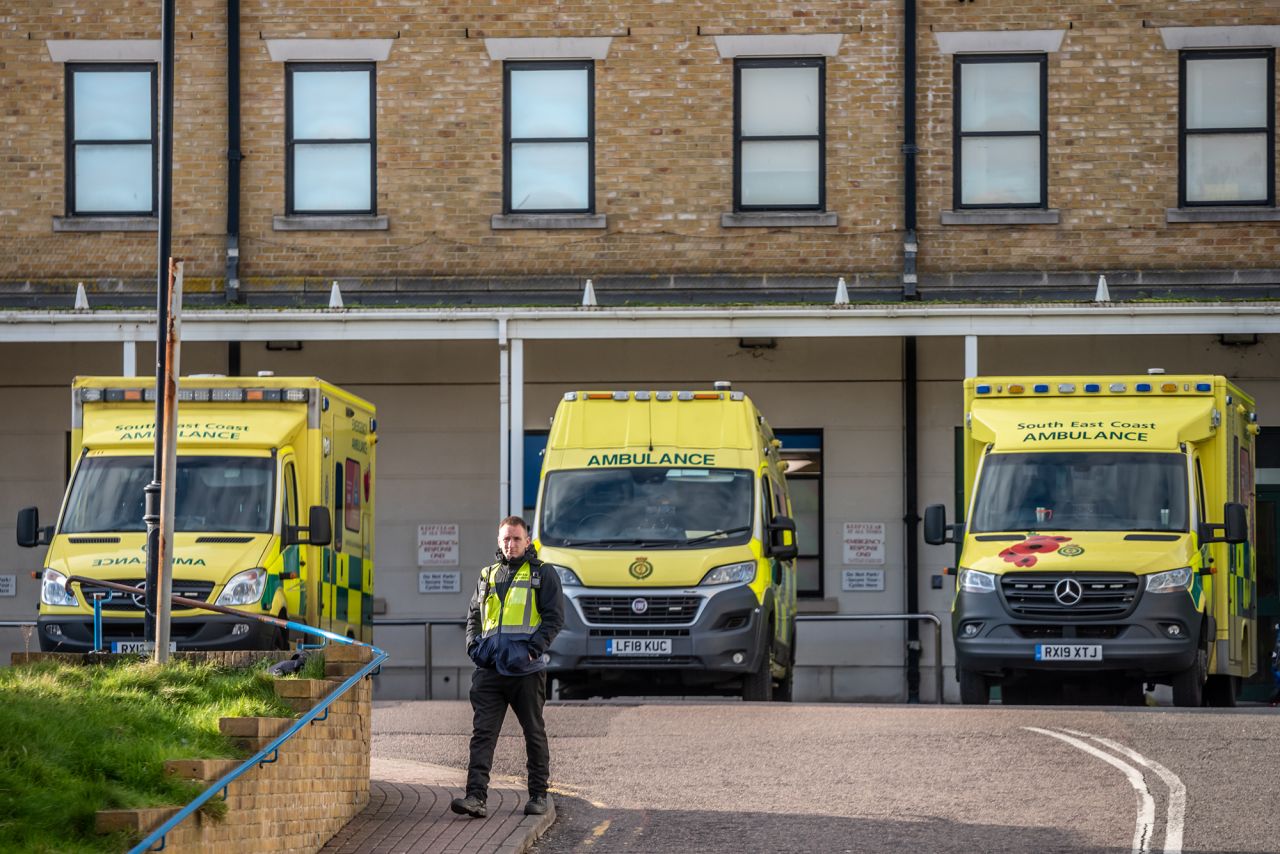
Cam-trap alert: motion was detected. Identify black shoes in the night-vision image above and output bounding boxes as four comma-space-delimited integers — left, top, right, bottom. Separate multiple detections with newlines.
524, 794, 551, 816
450, 794, 487, 818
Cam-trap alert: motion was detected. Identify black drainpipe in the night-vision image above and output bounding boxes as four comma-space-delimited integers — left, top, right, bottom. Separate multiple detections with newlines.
226, 0, 242, 374
902, 0, 919, 300
904, 336, 921, 702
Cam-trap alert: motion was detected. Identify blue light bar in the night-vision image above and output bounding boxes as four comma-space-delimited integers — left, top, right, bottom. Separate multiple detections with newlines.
1195, 382, 1211, 392
976, 384, 992, 395
1033, 384, 1049, 393
1136, 383, 1152, 392
1084, 383, 1101, 393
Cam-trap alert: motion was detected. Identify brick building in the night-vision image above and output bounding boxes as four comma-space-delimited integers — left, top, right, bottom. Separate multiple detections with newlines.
1, 0, 1277, 701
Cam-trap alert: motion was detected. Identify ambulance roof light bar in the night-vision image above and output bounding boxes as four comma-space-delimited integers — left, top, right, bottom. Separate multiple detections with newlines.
80, 387, 309, 403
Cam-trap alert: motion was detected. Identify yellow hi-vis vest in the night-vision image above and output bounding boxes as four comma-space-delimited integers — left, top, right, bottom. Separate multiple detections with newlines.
479, 562, 542, 638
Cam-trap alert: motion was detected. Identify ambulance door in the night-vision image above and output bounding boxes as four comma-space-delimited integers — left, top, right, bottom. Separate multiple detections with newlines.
322, 400, 341, 633
279, 455, 306, 625
1244, 485, 1279, 700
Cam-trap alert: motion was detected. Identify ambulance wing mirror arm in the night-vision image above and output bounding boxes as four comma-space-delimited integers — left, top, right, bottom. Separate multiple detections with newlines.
923, 504, 963, 546
285, 506, 332, 547
766, 515, 799, 561
1201, 502, 1248, 545
16, 507, 53, 548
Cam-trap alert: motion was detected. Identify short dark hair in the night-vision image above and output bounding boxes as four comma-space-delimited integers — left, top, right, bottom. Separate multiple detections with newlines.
498, 515, 529, 533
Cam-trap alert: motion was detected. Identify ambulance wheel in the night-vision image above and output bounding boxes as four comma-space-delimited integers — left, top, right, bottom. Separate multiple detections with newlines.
1172, 647, 1207, 707
743, 642, 773, 701
1204, 674, 1239, 708
958, 668, 989, 705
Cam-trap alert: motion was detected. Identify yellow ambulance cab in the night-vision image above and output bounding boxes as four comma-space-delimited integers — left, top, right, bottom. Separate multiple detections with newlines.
534, 382, 799, 700
17, 375, 376, 652
926, 373, 1257, 706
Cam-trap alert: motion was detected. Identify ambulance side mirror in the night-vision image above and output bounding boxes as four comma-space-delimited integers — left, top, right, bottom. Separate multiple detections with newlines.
1200, 502, 1247, 545
924, 504, 961, 546
285, 505, 332, 547
766, 515, 799, 561
16, 507, 52, 548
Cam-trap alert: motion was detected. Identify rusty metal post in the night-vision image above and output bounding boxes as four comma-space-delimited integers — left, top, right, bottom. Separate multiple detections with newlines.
154, 259, 183, 663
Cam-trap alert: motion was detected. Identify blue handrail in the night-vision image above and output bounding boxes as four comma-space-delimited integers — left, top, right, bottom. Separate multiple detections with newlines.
61, 576, 387, 854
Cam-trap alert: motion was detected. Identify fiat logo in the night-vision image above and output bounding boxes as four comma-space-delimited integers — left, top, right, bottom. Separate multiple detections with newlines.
631, 598, 649, 615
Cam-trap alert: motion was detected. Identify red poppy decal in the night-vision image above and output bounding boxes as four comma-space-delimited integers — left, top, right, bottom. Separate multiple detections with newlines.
998, 535, 1073, 567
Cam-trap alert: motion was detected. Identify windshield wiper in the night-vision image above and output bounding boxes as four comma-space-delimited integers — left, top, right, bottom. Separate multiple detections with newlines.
560, 537, 686, 547
683, 525, 752, 545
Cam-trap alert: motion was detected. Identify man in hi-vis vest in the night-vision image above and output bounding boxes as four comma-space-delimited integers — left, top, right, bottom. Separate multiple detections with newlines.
452, 515, 564, 819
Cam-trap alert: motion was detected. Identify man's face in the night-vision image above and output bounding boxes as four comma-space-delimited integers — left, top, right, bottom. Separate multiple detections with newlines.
498, 523, 529, 561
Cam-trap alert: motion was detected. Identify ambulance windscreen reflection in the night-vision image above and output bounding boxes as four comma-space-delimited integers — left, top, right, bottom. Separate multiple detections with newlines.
969, 451, 1189, 533
539, 467, 754, 547
60, 455, 275, 534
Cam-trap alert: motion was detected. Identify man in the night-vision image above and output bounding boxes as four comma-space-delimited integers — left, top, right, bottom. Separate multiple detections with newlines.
451, 515, 564, 819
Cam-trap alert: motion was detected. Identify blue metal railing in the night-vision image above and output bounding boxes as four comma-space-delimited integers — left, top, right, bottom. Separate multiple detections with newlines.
60, 576, 387, 854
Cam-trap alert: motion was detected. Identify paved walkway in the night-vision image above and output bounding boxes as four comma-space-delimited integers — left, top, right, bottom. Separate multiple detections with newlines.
321, 758, 555, 854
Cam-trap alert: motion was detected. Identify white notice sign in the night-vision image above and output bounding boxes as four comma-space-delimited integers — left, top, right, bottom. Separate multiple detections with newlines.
419, 571, 461, 594
418, 524, 460, 566
843, 522, 886, 565
0, 574, 14, 597
842, 569, 885, 592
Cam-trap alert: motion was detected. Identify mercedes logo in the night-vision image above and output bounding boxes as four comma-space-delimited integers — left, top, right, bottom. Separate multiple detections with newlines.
131, 580, 147, 609
1053, 577, 1083, 607
631, 597, 649, 615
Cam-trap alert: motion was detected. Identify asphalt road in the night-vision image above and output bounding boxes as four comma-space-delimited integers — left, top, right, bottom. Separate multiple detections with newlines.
372, 699, 1280, 853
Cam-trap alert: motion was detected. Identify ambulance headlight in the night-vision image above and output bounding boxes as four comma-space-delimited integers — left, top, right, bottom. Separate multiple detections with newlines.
1146, 567, 1193, 594
700, 561, 757, 586
549, 564, 582, 587
958, 569, 996, 594
215, 568, 268, 606
41, 569, 79, 607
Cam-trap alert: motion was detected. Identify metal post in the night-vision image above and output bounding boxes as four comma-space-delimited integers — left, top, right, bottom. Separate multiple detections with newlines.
424, 623, 432, 700
154, 260, 183, 663
498, 319, 510, 519
145, 0, 177, 647
93, 593, 105, 653
796, 613, 944, 703
510, 338, 524, 518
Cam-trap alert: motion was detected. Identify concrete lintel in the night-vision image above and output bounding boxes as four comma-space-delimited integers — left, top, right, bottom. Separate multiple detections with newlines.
1159, 26, 1280, 50
483, 37, 613, 60
47, 39, 162, 63
933, 30, 1066, 55
721, 211, 838, 228
265, 39, 394, 62
713, 34, 844, 58
272, 215, 389, 231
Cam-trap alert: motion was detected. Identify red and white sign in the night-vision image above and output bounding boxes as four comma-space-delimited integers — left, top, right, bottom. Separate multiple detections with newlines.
842, 522, 885, 566
417, 523, 460, 567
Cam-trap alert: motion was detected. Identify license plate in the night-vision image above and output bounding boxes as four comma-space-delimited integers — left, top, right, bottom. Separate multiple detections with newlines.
1035, 644, 1102, 662
606, 638, 671, 656
111, 641, 178, 654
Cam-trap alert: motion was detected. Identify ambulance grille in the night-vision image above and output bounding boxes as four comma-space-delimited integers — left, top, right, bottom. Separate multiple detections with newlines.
578, 596, 702, 625
1001, 573, 1139, 618
196, 536, 254, 544
78, 580, 216, 612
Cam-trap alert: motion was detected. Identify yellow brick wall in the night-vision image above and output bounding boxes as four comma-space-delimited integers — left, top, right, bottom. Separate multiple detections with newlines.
0, 0, 1275, 291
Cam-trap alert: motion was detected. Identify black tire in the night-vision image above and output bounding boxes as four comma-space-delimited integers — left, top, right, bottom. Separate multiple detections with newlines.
1000, 682, 1031, 705
1204, 674, 1239, 708
743, 643, 773, 701
959, 668, 989, 705
771, 628, 796, 702
1172, 647, 1207, 707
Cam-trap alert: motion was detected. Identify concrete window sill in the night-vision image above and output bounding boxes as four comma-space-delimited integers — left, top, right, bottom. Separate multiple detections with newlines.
273, 215, 389, 231
490, 214, 607, 230
53, 216, 158, 233
720, 211, 838, 228
1166, 207, 1280, 223
941, 209, 1060, 226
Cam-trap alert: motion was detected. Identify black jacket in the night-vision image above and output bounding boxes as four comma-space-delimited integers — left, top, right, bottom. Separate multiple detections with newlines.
465, 547, 564, 675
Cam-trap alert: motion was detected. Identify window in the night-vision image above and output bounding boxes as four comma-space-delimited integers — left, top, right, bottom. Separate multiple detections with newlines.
776, 430, 823, 598
344, 459, 362, 533
1180, 50, 1274, 206
953, 54, 1047, 208
65, 63, 156, 215
286, 63, 376, 215
734, 58, 824, 211
504, 61, 594, 213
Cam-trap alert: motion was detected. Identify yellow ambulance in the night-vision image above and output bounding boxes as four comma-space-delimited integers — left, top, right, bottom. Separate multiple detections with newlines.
925, 373, 1257, 706
17, 375, 375, 652
534, 383, 799, 700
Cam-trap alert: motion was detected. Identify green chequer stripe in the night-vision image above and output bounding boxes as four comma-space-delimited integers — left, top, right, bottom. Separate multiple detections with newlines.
348, 555, 363, 592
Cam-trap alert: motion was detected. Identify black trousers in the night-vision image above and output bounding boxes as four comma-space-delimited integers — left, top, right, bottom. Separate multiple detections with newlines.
465, 667, 550, 799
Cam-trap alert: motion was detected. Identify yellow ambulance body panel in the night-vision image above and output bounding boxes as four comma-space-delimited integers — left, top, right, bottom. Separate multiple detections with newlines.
926, 375, 1257, 706
24, 376, 376, 652
535, 388, 798, 700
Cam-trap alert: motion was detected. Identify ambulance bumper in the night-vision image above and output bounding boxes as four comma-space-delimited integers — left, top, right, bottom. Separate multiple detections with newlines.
546, 583, 767, 675
36, 615, 280, 652
953, 586, 1202, 677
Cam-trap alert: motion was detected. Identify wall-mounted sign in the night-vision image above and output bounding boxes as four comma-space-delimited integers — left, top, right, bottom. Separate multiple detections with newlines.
419, 571, 461, 594
0, 574, 15, 597
842, 522, 885, 565
842, 569, 885, 592
417, 524, 460, 566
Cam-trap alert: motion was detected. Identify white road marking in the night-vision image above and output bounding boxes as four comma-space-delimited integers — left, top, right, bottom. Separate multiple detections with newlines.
1063, 728, 1186, 854
1024, 726, 1156, 854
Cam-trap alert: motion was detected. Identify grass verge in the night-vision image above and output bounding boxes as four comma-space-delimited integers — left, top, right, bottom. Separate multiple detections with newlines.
0, 654, 325, 853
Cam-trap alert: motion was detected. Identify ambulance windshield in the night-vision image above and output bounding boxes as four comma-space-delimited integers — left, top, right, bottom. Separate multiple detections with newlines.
540, 467, 753, 548
971, 451, 1189, 533
61, 455, 275, 534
